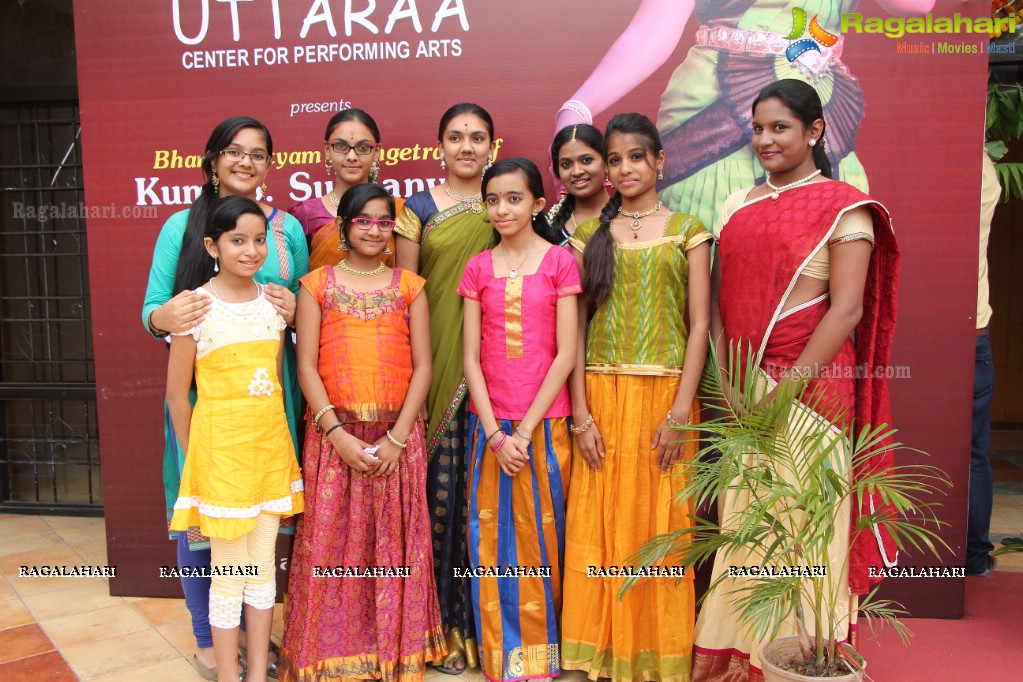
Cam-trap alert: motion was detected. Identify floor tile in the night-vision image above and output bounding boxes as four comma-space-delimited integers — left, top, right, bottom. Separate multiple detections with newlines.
40, 603, 150, 649
90, 656, 209, 681
156, 616, 198, 657
132, 596, 191, 627
71, 537, 109, 566
0, 598, 35, 631
990, 508, 1023, 534
23, 580, 122, 620
0, 576, 16, 601
0, 650, 78, 682
4, 544, 106, 597
51, 518, 106, 545
43, 514, 103, 530
61, 627, 179, 679
0, 623, 55, 664
0, 515, 50, 538
0, 529, 63, 558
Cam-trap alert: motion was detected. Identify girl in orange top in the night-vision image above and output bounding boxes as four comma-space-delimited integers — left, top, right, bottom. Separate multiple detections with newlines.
281, 184, 445, 682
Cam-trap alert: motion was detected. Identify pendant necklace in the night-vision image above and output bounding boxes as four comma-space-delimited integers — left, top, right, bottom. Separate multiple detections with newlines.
500, 235, 538, 280
445, 184, 484, 214
765, 169, 822, 200
618, 201, 662, 239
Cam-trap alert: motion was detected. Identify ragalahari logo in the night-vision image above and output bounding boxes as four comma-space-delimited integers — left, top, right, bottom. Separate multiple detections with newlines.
783, 7, 839, 62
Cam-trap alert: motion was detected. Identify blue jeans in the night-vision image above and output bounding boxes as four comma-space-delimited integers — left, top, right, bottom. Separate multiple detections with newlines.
177, 534, 246, 647
967, 329, 995, 573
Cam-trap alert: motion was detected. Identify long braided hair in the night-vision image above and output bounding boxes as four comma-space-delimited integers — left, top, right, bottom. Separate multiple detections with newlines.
581, 113, 662, 317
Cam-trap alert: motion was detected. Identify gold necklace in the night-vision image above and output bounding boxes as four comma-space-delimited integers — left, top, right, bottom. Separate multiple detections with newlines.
499, 235, 538, 280
618, 201, 663, 239
445, 184, 483, 214
338, 259, 385, 277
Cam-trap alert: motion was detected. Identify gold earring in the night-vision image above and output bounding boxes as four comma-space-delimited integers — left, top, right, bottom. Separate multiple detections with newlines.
337, 236, 348, 251
211, 170, 220, 194
260, 181, 268, 196
369, 160, 381, 184
383, 243, 393, 255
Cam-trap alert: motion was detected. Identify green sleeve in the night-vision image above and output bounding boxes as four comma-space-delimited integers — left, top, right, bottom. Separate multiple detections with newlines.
282, 211, 309, 295
141, 209, 190, 337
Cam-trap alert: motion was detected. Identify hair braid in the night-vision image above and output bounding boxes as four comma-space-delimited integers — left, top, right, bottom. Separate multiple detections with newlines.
582, 192, 622, 317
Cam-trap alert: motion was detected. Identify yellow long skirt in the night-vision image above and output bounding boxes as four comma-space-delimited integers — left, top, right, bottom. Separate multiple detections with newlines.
562, 373, 698, 682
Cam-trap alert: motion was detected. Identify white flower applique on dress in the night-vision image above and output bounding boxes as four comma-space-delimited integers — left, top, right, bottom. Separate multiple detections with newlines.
248, 367, 275, 397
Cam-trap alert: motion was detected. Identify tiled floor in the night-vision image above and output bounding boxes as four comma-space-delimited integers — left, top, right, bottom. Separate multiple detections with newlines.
2, 431, 1023, 680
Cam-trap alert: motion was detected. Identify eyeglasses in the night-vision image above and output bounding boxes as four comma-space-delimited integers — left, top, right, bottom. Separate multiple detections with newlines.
329, 141, 377, 155
351, 217, 395, 232
219, 148, 269, 164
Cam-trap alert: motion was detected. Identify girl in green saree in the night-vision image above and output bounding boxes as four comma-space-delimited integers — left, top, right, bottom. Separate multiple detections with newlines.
394, 102, 496, 674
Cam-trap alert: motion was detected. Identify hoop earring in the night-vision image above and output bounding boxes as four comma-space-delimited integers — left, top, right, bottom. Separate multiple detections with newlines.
325, 161, 333, 177
369, 160, 381, 184
211, 170, 220, 194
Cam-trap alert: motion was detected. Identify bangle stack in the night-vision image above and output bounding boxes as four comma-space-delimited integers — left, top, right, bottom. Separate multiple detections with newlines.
385, 430, 407, 450
558, 99, 593, 125
489, 432, 508, 452
665, 411, 689, 428
312, 404, 336, 433
570, 415, 594, 434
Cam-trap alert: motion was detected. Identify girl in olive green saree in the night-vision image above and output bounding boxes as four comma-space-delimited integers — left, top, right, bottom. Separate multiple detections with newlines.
394, 103, 497, 674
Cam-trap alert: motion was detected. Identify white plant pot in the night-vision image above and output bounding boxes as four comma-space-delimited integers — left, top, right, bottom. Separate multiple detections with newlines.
759, 636, 863, 682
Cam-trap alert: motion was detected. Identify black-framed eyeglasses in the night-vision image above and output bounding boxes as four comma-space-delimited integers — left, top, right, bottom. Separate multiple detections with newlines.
219, 148, 269, 164
351, 218, 395, 232
329, 141, 377, 155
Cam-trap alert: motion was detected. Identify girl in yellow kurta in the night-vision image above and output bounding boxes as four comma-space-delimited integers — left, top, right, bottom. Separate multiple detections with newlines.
562, 113, 712, 682
168, 195, 304, 682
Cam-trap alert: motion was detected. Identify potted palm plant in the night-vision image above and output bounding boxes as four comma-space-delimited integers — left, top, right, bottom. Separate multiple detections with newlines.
628, 344, 951, 680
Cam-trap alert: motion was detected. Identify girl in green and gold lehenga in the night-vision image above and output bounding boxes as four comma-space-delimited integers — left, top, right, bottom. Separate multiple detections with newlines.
394, 102, 497, 675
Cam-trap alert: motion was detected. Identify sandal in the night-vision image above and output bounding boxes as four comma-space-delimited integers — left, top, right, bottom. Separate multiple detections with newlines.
192, 654, 246, 682
238, 640, 280, 680
433, 655, 466, 676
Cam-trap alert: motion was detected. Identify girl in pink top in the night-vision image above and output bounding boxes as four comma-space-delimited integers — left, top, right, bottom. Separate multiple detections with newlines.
458, 158, 581, 682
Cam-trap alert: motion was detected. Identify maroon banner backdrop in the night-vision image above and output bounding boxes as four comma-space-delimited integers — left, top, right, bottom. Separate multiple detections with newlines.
74, 0, 989, 616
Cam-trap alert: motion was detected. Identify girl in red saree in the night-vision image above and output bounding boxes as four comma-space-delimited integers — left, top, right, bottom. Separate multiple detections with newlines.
694, 79, 900, 682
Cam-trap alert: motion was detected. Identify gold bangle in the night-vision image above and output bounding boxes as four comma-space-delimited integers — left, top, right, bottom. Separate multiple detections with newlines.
312, 404, 336, 432
570, 415, 594, 434
665, 411, 689, 428
386, 430, 407, 450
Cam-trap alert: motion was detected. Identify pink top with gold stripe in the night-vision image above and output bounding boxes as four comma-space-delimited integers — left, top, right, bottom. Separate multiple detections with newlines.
458, 245, 581, 420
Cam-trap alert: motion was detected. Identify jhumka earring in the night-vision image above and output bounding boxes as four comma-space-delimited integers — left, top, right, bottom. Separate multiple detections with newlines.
383, 243, 393, 255
211, 170, 220, 194
337, 236, 348, 251
369, 160, 381, 184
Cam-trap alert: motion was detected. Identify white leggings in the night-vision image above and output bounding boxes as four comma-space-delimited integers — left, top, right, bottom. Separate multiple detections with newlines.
208, 513, 280, 629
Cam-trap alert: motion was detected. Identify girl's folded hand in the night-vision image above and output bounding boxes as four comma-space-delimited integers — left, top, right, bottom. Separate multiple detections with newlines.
369, 438, 402, 477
